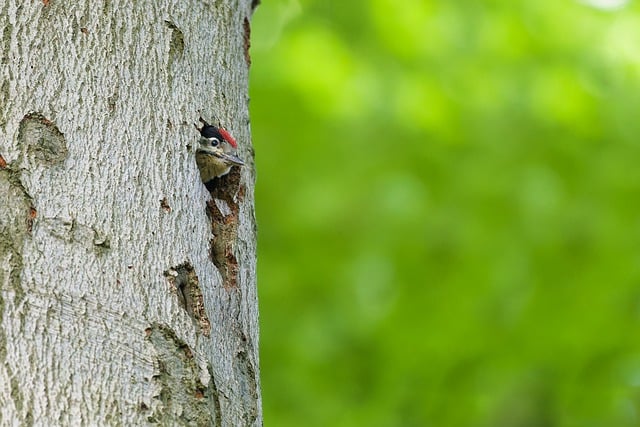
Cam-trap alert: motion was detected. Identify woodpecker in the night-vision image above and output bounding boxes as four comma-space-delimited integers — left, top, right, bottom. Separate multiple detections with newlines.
194, 117, 244, 182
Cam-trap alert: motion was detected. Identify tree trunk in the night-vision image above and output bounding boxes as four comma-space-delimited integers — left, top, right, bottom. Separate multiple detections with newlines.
0, 1, 260, 425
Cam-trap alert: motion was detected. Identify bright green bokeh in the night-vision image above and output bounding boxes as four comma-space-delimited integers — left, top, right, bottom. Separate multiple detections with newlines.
249, 0, 640, 425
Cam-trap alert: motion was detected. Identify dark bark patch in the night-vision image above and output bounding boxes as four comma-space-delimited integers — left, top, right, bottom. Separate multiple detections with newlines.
164, 263, 212, 337
0, 170, 31, 303
164, 20, 185, 59
204, 169, 242, 290
17, 112, 68, 166
164, 20, 185, 89
234, 350, 259, 425
107, 92, 118, 113
27, 206, 36, 233
146, 324, 217, 425
0, 78, 6, 126
243, 17, 251, 67
160, 197, 171, 213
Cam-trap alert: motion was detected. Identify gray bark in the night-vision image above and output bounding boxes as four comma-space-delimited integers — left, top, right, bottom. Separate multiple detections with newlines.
0, 1, 260, 425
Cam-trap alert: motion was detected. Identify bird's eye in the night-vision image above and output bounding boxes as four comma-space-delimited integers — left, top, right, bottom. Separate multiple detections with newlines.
210, 138, 220, 147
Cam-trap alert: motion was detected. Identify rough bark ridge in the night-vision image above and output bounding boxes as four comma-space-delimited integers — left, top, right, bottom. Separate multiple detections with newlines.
0, 1, 260, 425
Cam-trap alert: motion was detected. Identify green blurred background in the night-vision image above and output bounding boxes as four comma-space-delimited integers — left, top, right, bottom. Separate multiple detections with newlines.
249, 0, 640, 425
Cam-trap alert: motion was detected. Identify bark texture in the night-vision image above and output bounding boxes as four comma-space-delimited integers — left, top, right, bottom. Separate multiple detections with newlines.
0, 1, 260, 425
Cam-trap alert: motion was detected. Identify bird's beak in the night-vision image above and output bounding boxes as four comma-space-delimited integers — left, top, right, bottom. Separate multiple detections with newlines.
197, 144, 245, 166
217, 152, 245, 166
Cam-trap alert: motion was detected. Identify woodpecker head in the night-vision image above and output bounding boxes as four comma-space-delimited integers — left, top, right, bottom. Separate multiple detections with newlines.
194, 117, 244, 182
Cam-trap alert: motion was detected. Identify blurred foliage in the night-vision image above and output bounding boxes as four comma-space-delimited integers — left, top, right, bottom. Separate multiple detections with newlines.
249, 0, 640, 425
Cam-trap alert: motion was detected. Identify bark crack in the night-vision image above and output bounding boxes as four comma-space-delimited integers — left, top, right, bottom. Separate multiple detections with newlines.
164, 263, 212, 337
205, 170, 244, 290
